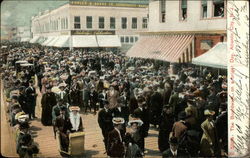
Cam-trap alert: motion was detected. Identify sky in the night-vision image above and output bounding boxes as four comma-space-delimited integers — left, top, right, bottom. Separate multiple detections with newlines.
1, 0, 148, 27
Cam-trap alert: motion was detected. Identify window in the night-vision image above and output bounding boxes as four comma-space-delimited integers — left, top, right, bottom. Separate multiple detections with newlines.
130, 37, 134, 43
201, 0, 208, 18
213, 0, 224, 17
132, 17, 137, 29
180, 0, 187, 21
135, 37, 138, 42
120, 36, 124, 43
125, 36, 129, 43
65, 18, 68, 29
99, 17, 105, 29
74, 16, 81, 29
110, 17, 116, 29
160, 0, 166, 22
142, 17, 148, 29
86, 16, 92, 28
121, 17, 127, 29
200, 40, 213, 50
61, 18, 64, 29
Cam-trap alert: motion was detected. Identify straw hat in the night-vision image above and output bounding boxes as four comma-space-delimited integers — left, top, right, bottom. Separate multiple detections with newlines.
112, 117, 125, 125
69, 106, 80, 112
204, 109, 215, 116
128, 117, 143, 126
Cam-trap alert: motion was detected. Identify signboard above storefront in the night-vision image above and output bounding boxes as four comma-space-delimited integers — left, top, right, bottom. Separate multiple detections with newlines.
70, 1, 148, 8
71, 30, 115, 35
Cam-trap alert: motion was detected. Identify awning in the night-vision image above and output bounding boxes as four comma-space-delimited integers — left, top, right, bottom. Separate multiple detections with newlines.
37, 37, 46, 44
54, 36, 70, 47
72, 35, 98, 48
42, 36, 55, 46
47, 37, 60, 47
192, 42, 227, 69
96, 35, 121, 47
20, 38, 31, 42
126, 34, 194, 63
29, 36, 40, 43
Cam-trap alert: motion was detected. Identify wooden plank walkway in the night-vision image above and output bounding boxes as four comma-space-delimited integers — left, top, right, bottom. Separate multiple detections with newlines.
1, 79, 162, 157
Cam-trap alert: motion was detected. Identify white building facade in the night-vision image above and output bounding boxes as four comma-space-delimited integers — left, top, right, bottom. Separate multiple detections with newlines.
127, 0, 227, 63
30, 1, 148, 51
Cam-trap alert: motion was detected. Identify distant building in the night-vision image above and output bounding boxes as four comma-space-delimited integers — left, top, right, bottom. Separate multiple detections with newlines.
17, 26, 32, 42
30, 1, 148, 51
127, 0, 226, 63
0, 25, 18, 42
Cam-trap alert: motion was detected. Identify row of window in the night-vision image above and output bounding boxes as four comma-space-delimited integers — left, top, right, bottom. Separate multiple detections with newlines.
160, 0, 225, 23
74, 16, 148, 30
120, 36, 139, 44
34, 17, 69, 33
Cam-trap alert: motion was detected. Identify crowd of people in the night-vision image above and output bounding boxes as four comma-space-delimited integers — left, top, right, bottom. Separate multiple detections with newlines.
1, 42, 228, 157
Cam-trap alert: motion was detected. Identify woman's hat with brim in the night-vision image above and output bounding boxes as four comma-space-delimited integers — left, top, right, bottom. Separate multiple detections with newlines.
58, 83, 67, 88
204, 109, 215, 116
69, 106, 80, 112
112, 117, 125, 125
128, 117, 143, 127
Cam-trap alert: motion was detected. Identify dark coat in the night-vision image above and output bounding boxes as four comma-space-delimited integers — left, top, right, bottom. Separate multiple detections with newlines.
25, 86, 36, 105
18, 93, 29, 114
133, 107, 150, 137
149, 91, 163, 125
107, 129, 125, 157
158, 113, 175, 152
41, 92, 57, 126
112, 107, 130, 123
162, 148, 189, 158
98, 108, 114, 132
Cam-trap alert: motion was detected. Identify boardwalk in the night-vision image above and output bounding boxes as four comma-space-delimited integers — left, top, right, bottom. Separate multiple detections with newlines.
1, 79, 162, 157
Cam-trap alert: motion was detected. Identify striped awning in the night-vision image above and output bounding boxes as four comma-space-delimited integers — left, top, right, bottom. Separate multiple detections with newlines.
126, 34, 194, 63
29, 36, 40, 43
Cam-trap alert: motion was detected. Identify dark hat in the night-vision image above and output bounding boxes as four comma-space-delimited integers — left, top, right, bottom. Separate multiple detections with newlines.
103, 99, 109, 105
178, 111, 187, 120
46, 85, 53, 89
117, 96, 125, 104
60, 106, 67, 111
169, 137, 178, 145
11, 95, 19, 100
19, 122, 30, 129
29, 80, 34, 84
219, 102, 227, 110
163, 104, 171, 109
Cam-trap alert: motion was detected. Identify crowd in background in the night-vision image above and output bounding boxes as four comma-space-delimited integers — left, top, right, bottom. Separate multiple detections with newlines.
1, 42, 228, 157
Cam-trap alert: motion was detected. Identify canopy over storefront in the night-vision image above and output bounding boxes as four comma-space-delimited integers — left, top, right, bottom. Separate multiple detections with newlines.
126, 34, 194, 63
29, 36, 40, 43
20, 38, 31, 42
72, 35, 98, 48
96, 35, 121, 47
47, 37, 60, 47
54, 36, 70, 47
42, 36, 55, 46
192, 42, 227, 69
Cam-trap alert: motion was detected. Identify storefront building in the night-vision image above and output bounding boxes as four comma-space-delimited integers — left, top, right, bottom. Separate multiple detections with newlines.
127, 0, 227, 63
30, 1, 148, 51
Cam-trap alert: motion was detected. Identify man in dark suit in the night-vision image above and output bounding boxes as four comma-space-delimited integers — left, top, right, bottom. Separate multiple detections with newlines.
112, 97, 129, 136
107, 117, 125, 158
149, 85, 163, 126
98, 100, 113, 153
133, 97, 150, 152
25, 80, 37, 119
162, 137, 189, 158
